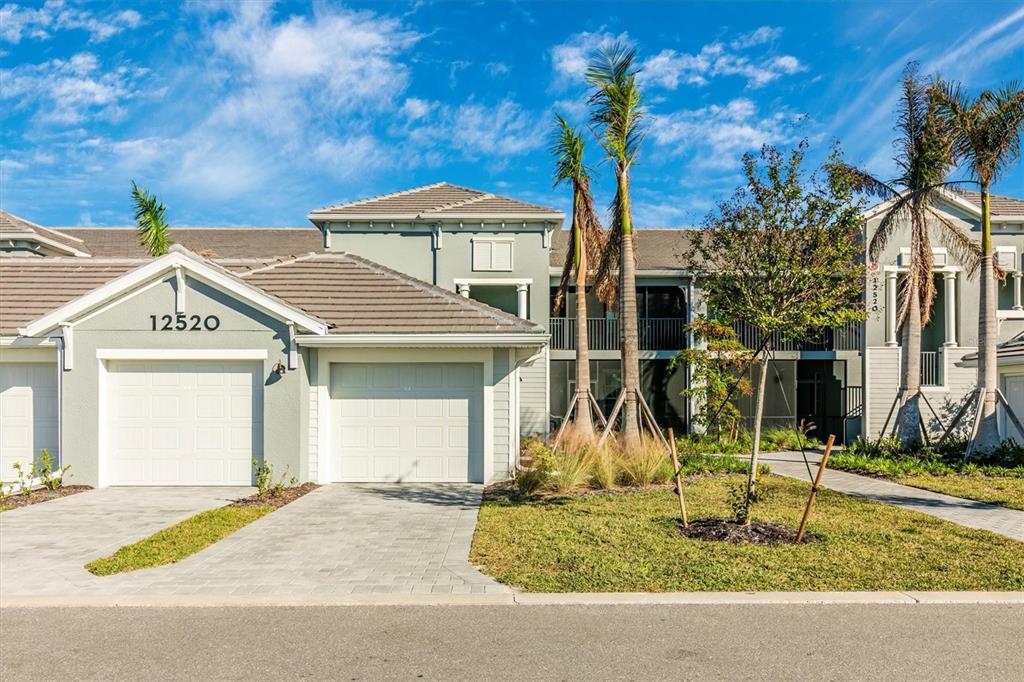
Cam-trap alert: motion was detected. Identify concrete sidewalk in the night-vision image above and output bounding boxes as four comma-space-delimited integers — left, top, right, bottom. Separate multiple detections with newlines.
758, 450, 1024, 541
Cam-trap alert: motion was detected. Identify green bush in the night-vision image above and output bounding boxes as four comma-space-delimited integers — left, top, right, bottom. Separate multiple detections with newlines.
834, 437, 1024, 478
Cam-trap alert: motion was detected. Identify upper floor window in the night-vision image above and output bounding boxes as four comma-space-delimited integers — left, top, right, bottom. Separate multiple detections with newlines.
472, 238, 513, 271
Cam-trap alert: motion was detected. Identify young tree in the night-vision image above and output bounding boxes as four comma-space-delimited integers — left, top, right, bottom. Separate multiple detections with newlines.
586, 44, 646, 448
690, 143, 865, 523
131, 180, 171, 257
551, 114, 607, 437
830, 65, 979, 449
934, 81, 1024, 453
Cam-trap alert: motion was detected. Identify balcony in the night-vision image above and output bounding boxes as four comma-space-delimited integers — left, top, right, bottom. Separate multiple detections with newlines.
549, 317, 687, 351
731, 320, 862, 352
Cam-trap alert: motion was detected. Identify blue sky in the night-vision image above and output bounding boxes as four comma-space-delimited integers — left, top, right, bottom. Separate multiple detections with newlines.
2, 0, 1023, 228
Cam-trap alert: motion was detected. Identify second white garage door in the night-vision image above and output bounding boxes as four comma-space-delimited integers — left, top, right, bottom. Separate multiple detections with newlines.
330, 363, 483, 483
0, 363, 59, 483
106, 361, 262, 485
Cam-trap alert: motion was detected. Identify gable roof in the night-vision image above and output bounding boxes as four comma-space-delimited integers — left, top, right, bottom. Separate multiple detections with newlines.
54, 226, 323, 259
14, 246, 328, 337
0, 210, 91, 257
240, 253, 543, 335
549, 227, 706, 271
308, 182, 563, 223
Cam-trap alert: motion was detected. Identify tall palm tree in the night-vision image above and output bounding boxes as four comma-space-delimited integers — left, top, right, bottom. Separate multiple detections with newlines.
587, 43, 646, 448
934, 81, 1024, 453
832, 65, 979, 448
551, 115, 607, 437
131, 180, 171, 257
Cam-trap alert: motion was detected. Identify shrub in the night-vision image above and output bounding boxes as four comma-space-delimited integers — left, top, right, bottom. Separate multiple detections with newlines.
10, 449, 70, 495
513, 467, 549, 496
619, 436, 673, 487
252, 459, 296, 497
549, 446, 594, 493
590, 443, 620, 489
759, 427, 821, 452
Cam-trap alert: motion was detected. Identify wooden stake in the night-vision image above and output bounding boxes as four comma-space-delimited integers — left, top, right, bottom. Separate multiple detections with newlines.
638, 391, 669, 448
796, 434, 835, 543
667, 428, 688, 528
996, 388, 1024, 440
938, 388, 977, 446
553, 392, 579, 448
598, 390, 626, 446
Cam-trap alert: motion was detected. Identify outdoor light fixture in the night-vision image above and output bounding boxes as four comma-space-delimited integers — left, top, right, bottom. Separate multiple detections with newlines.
273, 361, 287, 376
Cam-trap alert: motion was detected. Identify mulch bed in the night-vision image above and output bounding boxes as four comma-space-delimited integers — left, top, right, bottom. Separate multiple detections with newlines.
676, 518, 818, 545
484, 473, 740, 503
230, 482, 319, 509
0, 485, 92, 511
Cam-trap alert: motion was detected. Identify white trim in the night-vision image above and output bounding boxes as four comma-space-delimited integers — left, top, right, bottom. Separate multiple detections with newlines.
174, 266, 186, 313
96, 348, 268, 361
96, 358, 109, 488
20, 248, 328, 337
0, 231, 90, 257
296, 333, 547, 348
60, 324, 73, 370
0, 336, 58, 347
453, 277, 532, 286
287, 322, 297, 370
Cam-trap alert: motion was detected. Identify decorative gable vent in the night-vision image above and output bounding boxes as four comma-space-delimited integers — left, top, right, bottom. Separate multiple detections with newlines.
996, 246, 1019, 271
472, 238, 513, 271
898, 247, 948, 267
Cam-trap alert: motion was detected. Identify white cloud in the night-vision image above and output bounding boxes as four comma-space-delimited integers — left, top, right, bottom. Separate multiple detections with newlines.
731, 26, 783, 49
641, 40, 806, 90
314, 135, 392, 178
400, 97, 435, 121
0, 1, 142, 43
452, 100, 547, 156
649, 98, 798, 170
550, 30, 630, 86
486, 62, 510, 77
0, 52, 146, 124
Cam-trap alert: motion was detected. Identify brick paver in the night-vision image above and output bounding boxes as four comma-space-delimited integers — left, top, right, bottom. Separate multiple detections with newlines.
758, 451, 1024, 541
0, 484, 507, 598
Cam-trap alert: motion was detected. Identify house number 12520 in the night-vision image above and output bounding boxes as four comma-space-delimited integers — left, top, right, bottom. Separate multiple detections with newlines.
150, 314, 221, 331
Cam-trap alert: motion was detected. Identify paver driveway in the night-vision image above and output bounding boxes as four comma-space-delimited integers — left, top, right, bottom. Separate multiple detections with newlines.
1, 487, 251, 597
1, 484, 507, 598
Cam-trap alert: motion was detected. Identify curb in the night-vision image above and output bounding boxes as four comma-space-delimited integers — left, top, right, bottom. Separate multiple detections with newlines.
3, 591, 1022, 608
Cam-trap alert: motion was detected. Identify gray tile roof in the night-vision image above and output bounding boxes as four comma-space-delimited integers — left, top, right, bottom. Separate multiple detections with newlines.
0, 210, 89, 255
55, 227, 323, 259
549, 227, 705, 270
308, 182, 563, 221
953, 190, 1024, 216
239, 253, 543, 335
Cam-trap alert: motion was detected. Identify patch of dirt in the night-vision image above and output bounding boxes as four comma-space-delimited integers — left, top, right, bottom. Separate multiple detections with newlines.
483, 475, 737, 503
230, 482, 319, 509
0, 485, 92, 511
676, 518, 818, 545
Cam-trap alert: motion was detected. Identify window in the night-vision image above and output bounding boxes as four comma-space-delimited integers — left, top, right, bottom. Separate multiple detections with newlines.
472, 238, 513, 271
636, 286, 686, 318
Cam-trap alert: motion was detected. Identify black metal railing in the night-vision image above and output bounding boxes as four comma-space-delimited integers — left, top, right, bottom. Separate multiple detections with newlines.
731, 319, 862, 352
549, 317, 687, 351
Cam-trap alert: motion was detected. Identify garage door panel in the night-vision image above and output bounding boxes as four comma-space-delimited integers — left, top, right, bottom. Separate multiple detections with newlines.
0, 363, 60, 481
107, 361, 260, 486
330, 363, 482, 483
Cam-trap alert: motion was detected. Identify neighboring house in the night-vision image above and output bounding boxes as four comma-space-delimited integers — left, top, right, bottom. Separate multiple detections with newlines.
2, 183, 1023, 488
861, 190, 1024, 441
958, 333, 1024, 441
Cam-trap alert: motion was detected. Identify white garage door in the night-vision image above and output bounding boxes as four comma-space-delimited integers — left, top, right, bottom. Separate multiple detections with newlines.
1004, 375, 1024, 441
106, 362, 262, 485
330, 363, 482, 483
0, 363, 59, 482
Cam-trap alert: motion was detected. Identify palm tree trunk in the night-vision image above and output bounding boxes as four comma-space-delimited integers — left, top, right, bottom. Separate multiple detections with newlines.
618, 168, 641, 448
897, 277, 923, 447
743, 340, 771, 524
573, 188, 594, 436
976, 186, 1000, 452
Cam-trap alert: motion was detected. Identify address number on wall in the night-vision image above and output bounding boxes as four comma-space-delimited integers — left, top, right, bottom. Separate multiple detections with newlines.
150, 314, 221, 331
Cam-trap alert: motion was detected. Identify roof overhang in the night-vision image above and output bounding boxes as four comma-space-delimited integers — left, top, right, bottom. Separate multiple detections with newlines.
19, 247, 328, 337
295, 333, 549, 348
860, 188, 1022, 224
0, 231, 90, 257
308, 213, 564, 225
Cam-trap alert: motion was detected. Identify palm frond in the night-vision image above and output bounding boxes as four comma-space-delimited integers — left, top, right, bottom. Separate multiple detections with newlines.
130, 180, 171, 257
926, 205, 981, 276
586, 43, 644, 168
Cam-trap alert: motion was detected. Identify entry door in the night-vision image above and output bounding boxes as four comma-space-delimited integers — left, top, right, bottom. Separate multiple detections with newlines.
106, 362, 262, 485
0, 364, 59, 482
330, 363, 482, 483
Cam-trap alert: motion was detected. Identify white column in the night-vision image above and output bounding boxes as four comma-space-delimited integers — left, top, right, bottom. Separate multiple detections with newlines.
516, 284, 529, 319
457, 283, 470, 298
943, 271, 957, 347
1013, 272, 1022, 310
885, 270, 898, 347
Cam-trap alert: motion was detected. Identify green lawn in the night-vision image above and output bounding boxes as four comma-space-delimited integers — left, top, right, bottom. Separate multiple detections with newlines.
894, 474, 1024, 511
86, 506, 273, 576
470, 475, 1024, 592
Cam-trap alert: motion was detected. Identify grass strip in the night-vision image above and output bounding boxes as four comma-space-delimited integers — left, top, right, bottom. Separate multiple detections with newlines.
85, 505, 274, 576
471, 474, 1024, 592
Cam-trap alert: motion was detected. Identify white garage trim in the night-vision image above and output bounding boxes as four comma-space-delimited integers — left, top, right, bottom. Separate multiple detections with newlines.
314, 348, 495, 484
97, 349, 268, 361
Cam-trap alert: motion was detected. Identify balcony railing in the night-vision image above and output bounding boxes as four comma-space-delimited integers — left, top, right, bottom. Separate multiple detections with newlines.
921, 351, 940, 386
732, 320, 862, 352
549, 317, 687, 351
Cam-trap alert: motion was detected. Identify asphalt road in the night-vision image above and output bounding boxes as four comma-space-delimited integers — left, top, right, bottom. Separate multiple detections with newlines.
2, 604, 1021, 680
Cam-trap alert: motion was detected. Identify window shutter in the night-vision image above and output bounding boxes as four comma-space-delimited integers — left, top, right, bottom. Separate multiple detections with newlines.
472, 241, 492, 271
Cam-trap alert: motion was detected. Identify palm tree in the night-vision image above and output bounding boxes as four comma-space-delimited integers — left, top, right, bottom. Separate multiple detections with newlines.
586, 43, 646, 448
934, 81, 1024, 454
551, 115, 607, 437
832, 65, 979, 448
131, 180, 171, 257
